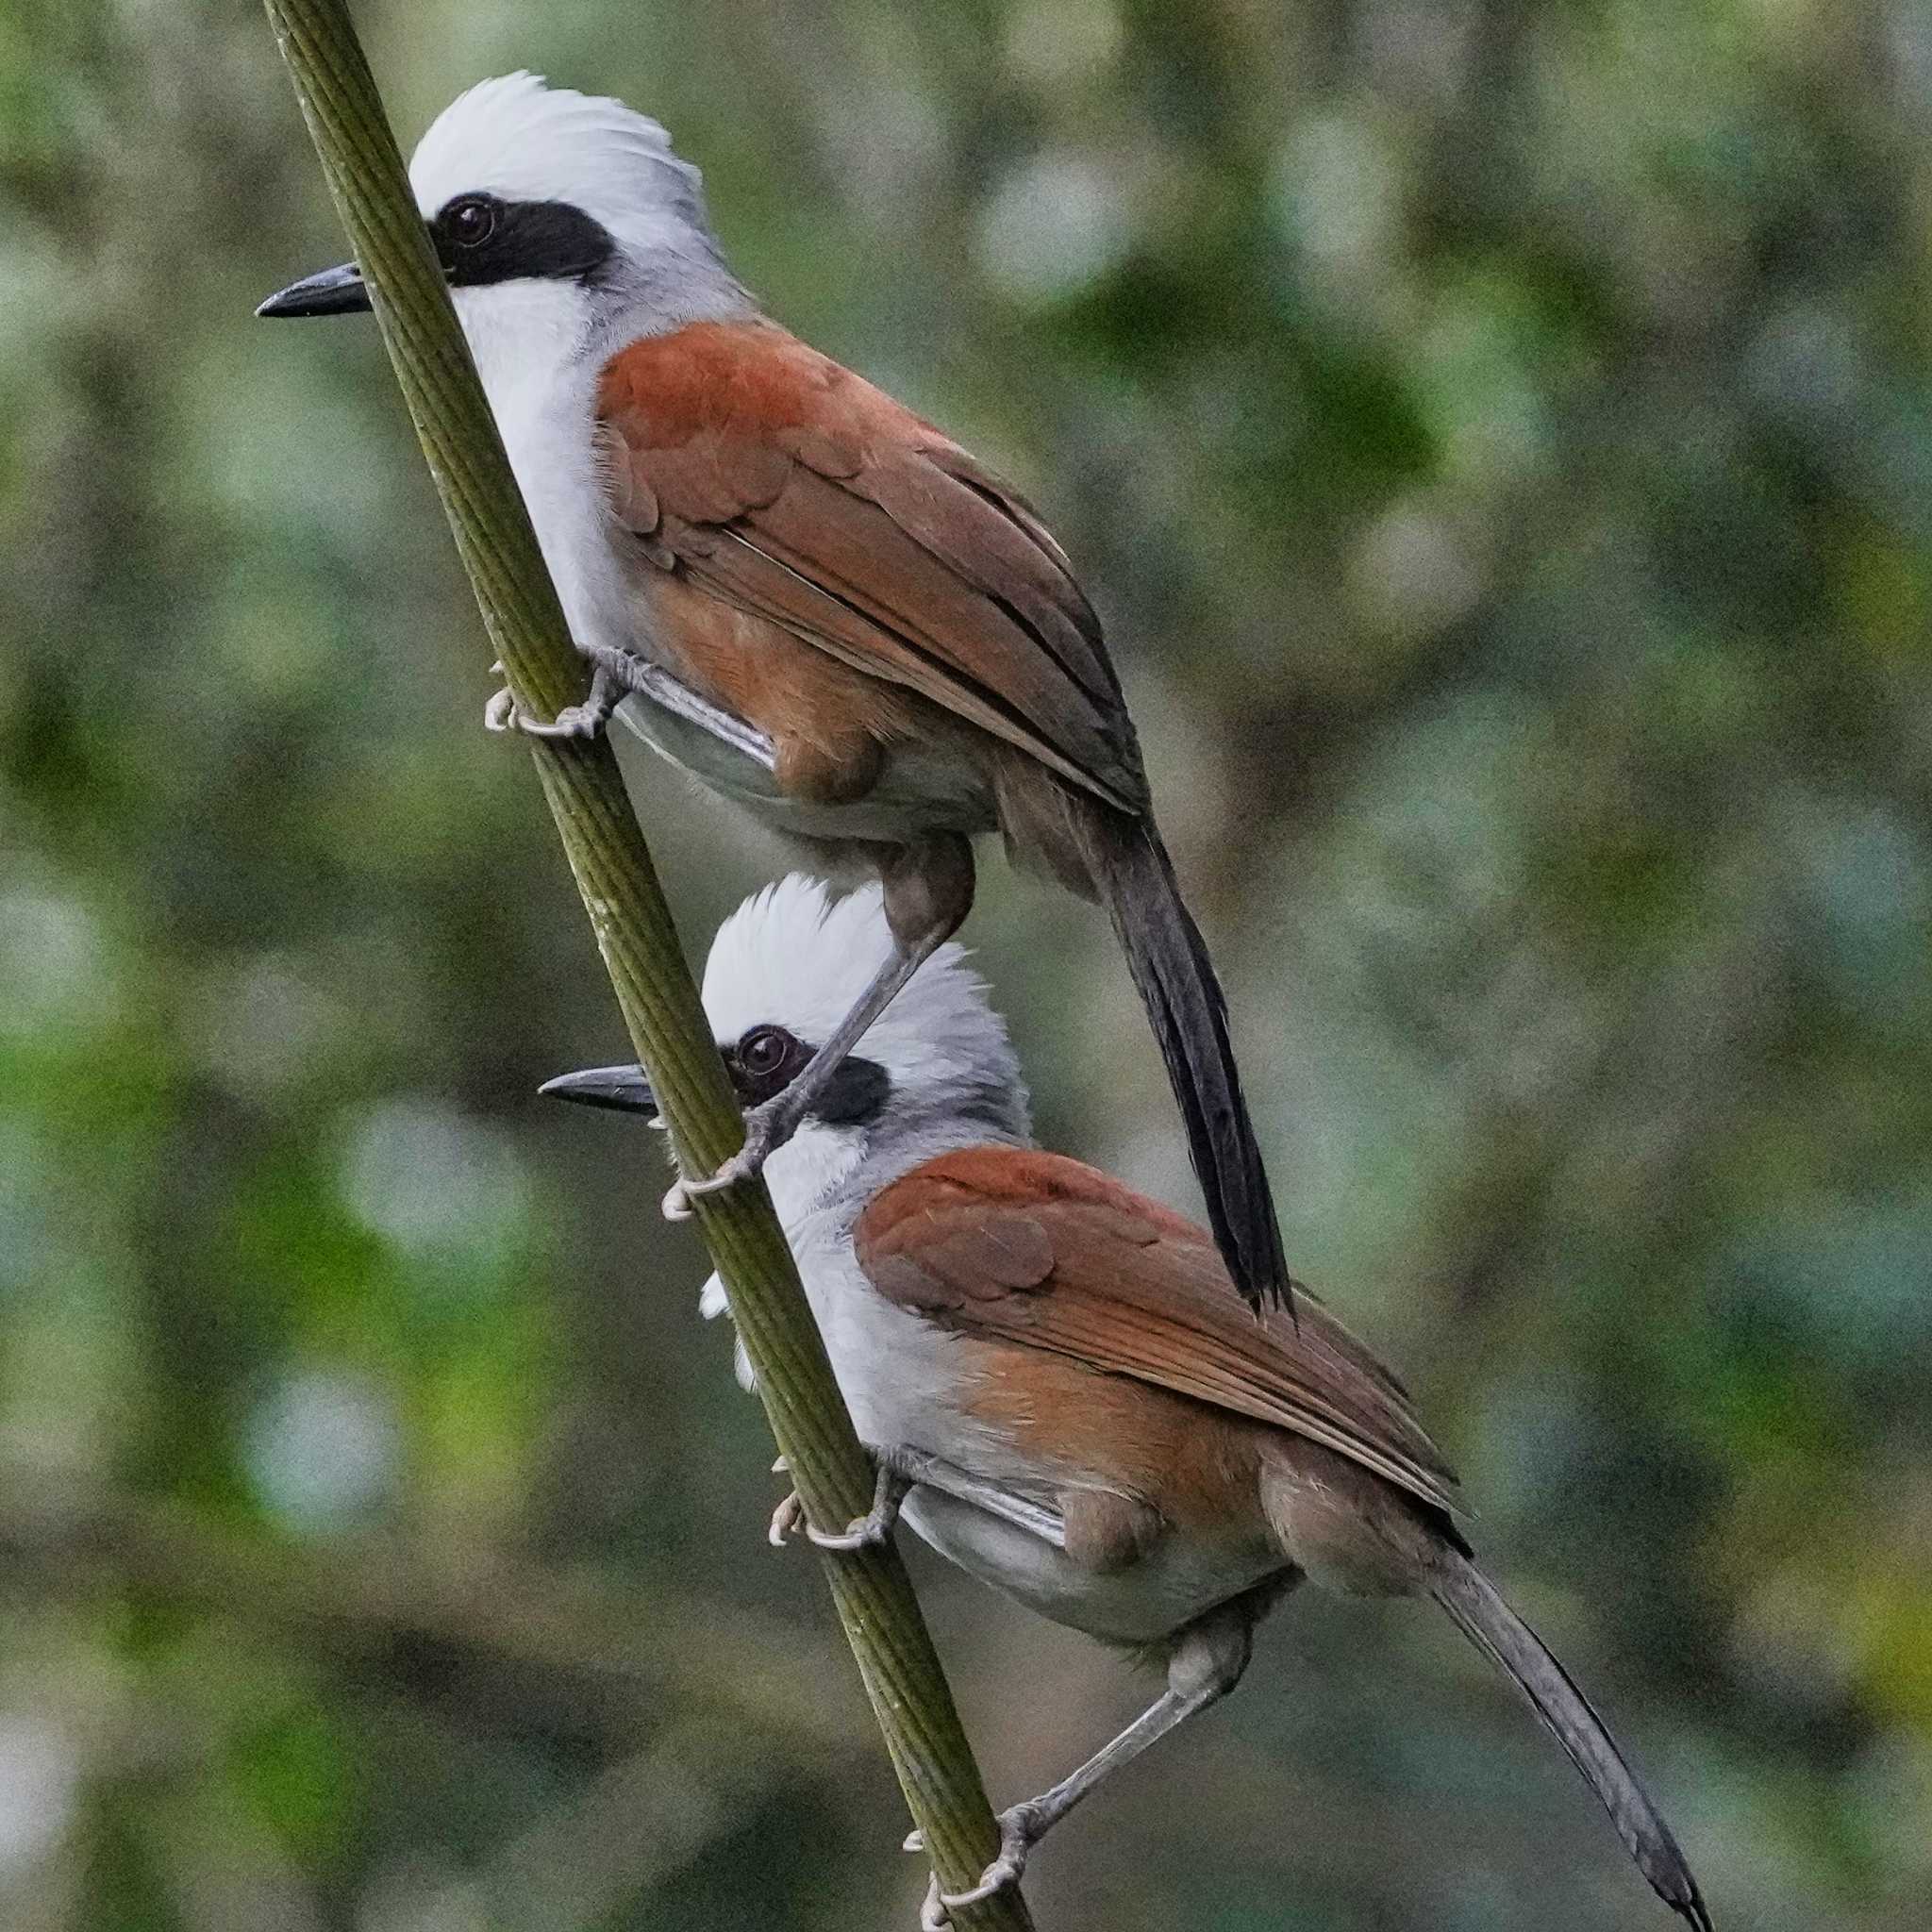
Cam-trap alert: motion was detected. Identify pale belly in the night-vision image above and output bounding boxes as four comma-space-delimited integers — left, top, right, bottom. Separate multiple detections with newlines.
613, 687, 995, 847
901, 1487, 1288, 1647
782, 1240, 1288, 1647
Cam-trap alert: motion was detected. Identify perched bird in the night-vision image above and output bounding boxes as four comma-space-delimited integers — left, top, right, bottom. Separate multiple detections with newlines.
257, 72, 1290, 1312
541, 876, 1710, 1931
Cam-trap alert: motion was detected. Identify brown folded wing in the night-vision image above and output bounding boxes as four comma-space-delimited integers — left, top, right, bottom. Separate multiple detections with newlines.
855, 1147, 1459, 1516
596, 320, 1148, 813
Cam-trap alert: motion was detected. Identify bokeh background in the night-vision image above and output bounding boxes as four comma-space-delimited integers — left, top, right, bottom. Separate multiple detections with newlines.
5, 1, 1930, 1926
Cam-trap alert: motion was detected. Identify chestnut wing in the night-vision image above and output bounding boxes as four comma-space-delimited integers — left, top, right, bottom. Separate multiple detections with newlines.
856, 1148, 1459, 1516
597, 322, 1148, 813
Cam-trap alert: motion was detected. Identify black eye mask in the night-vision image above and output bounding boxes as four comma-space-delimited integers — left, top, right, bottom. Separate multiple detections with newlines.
724, 1029, 891, 1126
429, 193, 618, 289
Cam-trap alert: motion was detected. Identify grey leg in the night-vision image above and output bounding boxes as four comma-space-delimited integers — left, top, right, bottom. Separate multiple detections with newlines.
774, 1443, 1063, 1552
488, 647, 782, 769
910, 1606, 1257, 1927
667, 839, 974, 1210
670, 935, 936, 1207
880, 1447, 1068, 1549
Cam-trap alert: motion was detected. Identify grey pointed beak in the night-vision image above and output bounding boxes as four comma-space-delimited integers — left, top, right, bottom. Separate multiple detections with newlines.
539, 1063, 658, 1116
257, 261, 371, 319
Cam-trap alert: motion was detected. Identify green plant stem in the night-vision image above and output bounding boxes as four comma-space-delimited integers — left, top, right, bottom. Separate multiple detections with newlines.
258, 6, 1031, 1924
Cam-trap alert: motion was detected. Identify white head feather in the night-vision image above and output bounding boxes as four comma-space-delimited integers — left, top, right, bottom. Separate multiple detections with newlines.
395, 75, 754, 658
693, 876, 1034, 1391
403, 72, 750, 393
702, 877, 1025, 1129
703, 875, 1031, 1156
408, 73, 723, 273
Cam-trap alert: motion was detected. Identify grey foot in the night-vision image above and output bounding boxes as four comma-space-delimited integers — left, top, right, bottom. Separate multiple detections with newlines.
769, 1460, 908, 1551
483, 662, 616, 741
659, 1091, 797, 1218
908, 1800, 1046, 1929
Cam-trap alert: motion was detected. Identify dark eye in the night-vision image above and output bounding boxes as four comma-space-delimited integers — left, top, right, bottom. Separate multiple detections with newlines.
739, 1025, 796, 1083
444, 195, 499, 247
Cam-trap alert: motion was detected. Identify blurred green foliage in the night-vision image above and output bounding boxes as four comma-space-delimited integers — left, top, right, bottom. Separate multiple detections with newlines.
3, 2, 1929, 1927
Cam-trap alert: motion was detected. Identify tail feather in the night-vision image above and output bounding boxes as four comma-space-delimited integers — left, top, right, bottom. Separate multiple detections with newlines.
1431, 1552, 1711, 1929
1077, 804, 1289, 1312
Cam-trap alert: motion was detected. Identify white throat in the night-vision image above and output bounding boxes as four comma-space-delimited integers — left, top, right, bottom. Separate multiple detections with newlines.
450, 278, 597, 407
441, 279, 629, 677
758, 1119, 872, 1237
407, 75, 755, 676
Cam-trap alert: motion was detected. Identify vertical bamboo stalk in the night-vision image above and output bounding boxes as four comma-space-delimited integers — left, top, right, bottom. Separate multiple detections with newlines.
257, 7, 1031, 1924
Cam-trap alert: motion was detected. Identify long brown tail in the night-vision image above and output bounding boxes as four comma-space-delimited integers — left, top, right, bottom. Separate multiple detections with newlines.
1431, 1551, 1712, 1928
1075, 801, 1290, 1312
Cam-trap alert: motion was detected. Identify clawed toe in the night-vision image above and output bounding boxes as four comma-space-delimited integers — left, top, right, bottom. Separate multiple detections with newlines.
809, 1462, 907, 1550
524, 706, 606, 740
909, 1801, 1042, 1927
483, 663, 616, 741
661, 1147, 763, 1217
660, 1107, 784, 1218
768, 1491, 805, 1547
485, 691, 609, 741
919, 1872, 950, 1932
769, 1461, 906, 1552
674, 1143, 762, 1203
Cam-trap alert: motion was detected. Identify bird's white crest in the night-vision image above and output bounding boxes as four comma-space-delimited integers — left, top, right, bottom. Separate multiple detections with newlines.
690, 877, 1032, 1401
408, 72, 713, 256
693, 876, 1030, 1241
404, 73, 747, 414
702, 878, 1021, 1112
398, 76, 753, 692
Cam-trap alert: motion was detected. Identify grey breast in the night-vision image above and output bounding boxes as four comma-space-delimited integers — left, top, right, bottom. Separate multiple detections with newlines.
612, 676, 996, 844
